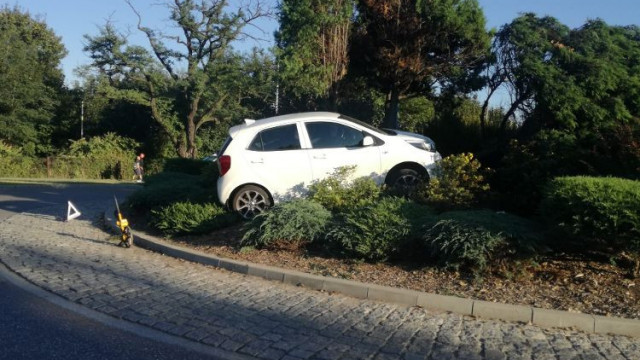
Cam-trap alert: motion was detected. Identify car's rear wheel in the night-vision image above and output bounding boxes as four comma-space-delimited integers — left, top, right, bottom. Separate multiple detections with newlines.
232, 185, 271, 219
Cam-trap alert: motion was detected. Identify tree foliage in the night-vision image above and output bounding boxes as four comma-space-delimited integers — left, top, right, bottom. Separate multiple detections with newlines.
482, 14, 569, 136
276, 0, 354, 109
83, 0, 271, 158
0, 6, 67, 156
352, 0, 490, 128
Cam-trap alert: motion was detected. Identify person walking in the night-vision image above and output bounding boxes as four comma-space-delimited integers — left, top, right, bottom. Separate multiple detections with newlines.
133, 153, 145, 183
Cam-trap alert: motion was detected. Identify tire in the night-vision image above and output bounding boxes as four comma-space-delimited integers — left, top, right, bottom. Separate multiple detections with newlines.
126, 234, 133, 248
232, 185, 271, 219
123, 227, 133, 248
386, 168, 424, 194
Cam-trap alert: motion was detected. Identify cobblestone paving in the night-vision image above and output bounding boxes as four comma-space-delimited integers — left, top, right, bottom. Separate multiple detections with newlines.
1, 204, 639, 360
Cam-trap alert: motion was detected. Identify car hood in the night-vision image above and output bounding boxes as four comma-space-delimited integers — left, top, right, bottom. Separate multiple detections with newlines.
383, 129, 435, 144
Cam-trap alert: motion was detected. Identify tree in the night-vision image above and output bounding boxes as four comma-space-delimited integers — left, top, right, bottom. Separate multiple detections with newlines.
276, 0, 354, 110
491, 17, 640, 212
0, 6, 67, 155
542, 20, 640, 133
353, 0, 490, 129
84, 0, 270, 158
481, 14, 570, 138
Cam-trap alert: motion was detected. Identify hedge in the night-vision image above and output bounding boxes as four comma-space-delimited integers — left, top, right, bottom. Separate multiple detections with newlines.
540, 176, 640, 253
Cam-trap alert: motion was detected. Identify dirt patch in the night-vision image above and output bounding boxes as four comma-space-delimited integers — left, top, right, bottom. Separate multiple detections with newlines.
162, 224, 639, 320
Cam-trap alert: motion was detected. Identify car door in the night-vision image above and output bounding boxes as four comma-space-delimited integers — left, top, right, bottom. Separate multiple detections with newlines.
242, 123, 313, 201
303, 121, 382, 183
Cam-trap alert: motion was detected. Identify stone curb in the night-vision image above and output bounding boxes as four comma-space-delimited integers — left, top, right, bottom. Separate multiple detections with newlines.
105, 209, 640, 338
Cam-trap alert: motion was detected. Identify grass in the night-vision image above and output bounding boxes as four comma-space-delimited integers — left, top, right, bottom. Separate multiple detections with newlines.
0, 177, 132, 186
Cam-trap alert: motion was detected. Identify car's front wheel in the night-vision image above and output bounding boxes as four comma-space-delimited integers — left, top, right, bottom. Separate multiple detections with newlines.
386, 167, 426, 194
232, 185, 271, 219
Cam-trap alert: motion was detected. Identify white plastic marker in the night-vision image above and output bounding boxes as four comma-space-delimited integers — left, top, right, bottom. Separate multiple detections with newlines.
66, 201, 81, 221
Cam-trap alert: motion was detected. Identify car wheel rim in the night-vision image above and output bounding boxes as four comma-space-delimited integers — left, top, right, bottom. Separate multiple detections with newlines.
236, 190, 268, 219
395, 174, 418, 187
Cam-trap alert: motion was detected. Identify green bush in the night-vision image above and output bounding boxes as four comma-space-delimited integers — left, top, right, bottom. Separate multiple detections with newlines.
493, 131, 594, 215
200, 161, 220, 189
151, 201, 238, 235
540, 176, 640, 253
414, 153, 489, 210
0, 154, 42, 177
125, 172, 213, 211
326, 197, 431, 262
242, 199, 332, 250
57, 133, 138, 179
307, 166, 381, 212
0, 142, 40, 177
0, 134, 138, 179
162, 158, 210, 175
424, 219, 508, 272
436, 210, 545, 249
422, 210, 543, 273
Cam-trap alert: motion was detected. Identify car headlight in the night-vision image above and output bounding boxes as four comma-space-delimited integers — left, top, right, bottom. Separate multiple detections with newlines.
409, 141, 436, 152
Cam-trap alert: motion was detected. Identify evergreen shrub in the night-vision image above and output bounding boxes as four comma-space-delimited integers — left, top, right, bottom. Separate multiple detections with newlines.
163, 158, 210, 175
151, 202, 238, 235
242, 199, 331, 250
125, 172, 212, 211
423, 210, 545, 273
414, 153, 489, 210
307, 166, 381, 212
540, 176, 640, 253
326, 197, 431, 262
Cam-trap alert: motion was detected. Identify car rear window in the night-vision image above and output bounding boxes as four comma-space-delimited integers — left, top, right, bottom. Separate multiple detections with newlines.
249, 124, 301, 151
219, 136, 232, 155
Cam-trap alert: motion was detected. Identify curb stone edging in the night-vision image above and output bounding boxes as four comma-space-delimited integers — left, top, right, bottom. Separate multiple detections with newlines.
104, 208, 640, 338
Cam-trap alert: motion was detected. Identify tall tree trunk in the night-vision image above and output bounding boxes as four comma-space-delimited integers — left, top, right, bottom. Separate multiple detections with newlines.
500, 94, 528, 136
186, 119, 197, 159
384, 85, 400, 129
480, 85, 499, 140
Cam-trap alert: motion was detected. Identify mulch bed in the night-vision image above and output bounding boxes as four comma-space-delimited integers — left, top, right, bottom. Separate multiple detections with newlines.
162, 223, 640, 320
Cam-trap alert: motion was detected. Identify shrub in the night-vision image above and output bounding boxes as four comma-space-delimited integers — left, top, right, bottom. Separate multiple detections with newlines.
200, 161, 220, 189
423, 210, 545, 273
0, 142, 41, 177
125, 172, 213, 211
0, 134, 139, 179
151, 202, 238, 236
326, 197, 431, 262
242, 199, 331, 250
540, 176, 640, 253
414, 153, 489, 210
162, 158, 210, 175
307, 166, 381, 212
493, 131, 584, 215
58, 133, 138, 179
424, 220, 508, 272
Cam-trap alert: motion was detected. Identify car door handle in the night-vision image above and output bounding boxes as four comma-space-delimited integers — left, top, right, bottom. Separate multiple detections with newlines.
250, 159, 264, 164
313, 155, 327, 160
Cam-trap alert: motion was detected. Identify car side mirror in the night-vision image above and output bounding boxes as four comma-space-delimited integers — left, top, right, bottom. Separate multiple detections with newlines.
362, 136, 374, 147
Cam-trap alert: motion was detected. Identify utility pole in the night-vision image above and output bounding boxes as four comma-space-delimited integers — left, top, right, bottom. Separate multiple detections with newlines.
274, 62, 279, 115
80, 100, 84, 139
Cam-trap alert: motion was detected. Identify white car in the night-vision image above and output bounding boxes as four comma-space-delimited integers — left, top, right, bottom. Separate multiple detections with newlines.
216, 112, 441, 218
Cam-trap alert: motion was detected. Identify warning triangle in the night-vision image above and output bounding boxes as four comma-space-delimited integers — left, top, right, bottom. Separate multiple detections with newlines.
67, 201, 81, 221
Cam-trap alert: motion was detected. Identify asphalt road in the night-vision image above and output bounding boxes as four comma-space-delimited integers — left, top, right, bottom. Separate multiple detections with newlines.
0, 183, 225, 360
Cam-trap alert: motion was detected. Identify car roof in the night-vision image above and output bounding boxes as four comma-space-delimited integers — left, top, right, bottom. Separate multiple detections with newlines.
228, 112, 342, 137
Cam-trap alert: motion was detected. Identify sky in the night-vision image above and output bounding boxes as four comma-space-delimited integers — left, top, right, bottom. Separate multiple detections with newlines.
9, 0, 640, 86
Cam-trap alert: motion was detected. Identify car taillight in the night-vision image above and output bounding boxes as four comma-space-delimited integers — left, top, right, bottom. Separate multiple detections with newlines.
219, 155, 231, 176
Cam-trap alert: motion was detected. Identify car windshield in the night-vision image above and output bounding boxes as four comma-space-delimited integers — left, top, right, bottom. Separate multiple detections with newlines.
338, 115, 395, 136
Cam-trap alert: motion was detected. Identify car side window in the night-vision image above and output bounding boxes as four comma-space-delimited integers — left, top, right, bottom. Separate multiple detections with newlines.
305, 122, 364, 149
248, 124, 301, 151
